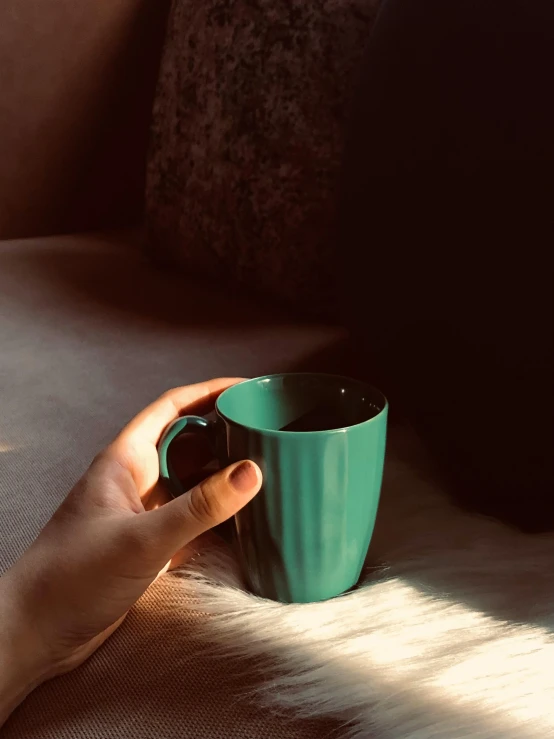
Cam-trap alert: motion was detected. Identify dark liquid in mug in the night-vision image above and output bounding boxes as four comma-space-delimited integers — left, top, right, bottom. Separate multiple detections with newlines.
279, 406, 350, 432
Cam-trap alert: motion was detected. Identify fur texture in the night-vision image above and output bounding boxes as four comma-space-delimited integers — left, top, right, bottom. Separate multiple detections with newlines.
173, 428, 554, 738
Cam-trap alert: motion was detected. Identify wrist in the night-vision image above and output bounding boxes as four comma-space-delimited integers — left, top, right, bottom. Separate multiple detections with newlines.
0, 569, 53, 727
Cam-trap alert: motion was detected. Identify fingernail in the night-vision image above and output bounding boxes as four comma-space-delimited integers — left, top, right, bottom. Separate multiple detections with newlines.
229, 461, 259, 493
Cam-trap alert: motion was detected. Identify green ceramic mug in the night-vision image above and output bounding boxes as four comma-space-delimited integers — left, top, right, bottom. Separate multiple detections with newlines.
158, 373, 388, 603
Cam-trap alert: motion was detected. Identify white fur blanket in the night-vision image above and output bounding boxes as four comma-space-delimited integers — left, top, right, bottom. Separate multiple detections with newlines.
173, 428, 554, 739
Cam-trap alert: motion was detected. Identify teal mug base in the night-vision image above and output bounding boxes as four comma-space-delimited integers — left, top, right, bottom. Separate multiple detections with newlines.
243, 567, 367, 604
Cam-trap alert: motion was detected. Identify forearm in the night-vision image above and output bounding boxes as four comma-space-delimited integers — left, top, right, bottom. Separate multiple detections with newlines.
0, 569, 50, 727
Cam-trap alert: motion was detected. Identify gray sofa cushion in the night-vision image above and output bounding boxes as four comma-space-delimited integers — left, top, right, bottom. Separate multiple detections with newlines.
0, 231, 342, 739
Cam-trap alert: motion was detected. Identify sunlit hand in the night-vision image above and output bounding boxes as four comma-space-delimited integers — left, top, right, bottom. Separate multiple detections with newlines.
0, 379, 262, 725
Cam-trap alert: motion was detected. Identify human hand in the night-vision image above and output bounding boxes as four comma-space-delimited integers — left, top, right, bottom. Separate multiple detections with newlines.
0, 379, 262, 724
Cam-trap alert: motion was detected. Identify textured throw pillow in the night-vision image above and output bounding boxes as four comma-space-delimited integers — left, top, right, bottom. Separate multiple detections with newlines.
146, 0, 378, 314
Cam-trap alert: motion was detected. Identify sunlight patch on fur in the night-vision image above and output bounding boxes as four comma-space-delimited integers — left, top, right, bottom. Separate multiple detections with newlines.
171, 428, 554, 738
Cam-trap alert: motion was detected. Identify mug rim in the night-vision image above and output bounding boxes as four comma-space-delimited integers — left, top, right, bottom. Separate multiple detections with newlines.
215, 372, 388, 436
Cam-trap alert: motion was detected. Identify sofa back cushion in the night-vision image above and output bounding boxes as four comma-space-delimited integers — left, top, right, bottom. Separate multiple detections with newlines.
146, 0, 378, 315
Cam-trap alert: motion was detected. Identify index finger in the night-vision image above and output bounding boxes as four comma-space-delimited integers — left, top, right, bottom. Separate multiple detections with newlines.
118, 378, 245, 447
102, 378, 245, 498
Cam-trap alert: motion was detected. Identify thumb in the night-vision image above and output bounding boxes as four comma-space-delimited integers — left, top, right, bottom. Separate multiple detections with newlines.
140, 460, 262, 561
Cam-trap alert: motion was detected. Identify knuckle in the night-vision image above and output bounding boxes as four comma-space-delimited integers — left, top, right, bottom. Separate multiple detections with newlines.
186, 481, 223, 526
159, 388, 180, 407
91, 448, 110, 470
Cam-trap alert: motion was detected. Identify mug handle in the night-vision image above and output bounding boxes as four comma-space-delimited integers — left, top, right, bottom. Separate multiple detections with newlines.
158, 416, 216, 498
